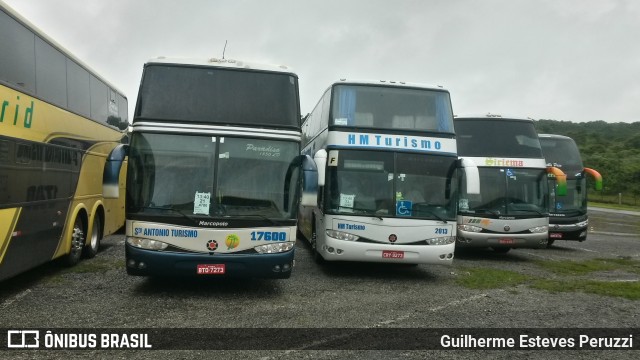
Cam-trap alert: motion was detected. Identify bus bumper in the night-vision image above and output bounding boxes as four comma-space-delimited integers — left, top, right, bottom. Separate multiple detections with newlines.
125, 244, 294, 279
456, 231, 548, 249
319, 237, 455, 265
548, 224, 588, 242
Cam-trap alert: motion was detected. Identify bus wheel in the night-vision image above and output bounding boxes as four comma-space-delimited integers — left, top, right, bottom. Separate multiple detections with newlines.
64, 217, 85, 266
83, 215, 102, 258
491, 247, 511, 254
546, 239, 555, 248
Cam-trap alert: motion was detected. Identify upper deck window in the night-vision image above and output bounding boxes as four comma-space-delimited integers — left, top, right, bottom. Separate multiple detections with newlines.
135, 65, 299, 129
540, 137, 584, 170
330, 85, 453, 133
455, 119, 543, 158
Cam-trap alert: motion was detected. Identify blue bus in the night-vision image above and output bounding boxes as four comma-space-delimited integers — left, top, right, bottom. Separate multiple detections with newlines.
106, 57, 316, 278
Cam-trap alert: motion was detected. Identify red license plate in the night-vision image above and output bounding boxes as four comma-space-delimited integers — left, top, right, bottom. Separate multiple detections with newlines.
499, 238, 515, 245
550, 233, 563, 239
197, 264, 226, 275
382, 250, 405, 259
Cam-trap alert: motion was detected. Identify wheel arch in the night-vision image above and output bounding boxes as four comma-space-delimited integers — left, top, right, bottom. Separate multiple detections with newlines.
54, 204, 88, 259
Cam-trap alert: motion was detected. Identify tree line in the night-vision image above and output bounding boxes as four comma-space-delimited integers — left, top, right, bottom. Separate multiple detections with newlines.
534, 120, 640, 200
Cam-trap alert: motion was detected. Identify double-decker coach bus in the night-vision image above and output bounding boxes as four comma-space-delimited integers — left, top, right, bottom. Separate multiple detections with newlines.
107, 57, 316, 278
0, 1, 128, 281
539, 134, 601, 245
298, 79, 479, 265
454, 114, 566, 253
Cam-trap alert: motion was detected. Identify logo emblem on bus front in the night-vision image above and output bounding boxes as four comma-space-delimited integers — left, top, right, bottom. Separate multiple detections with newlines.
504, 225, 511, 232
388, 234, 397, 243
206, 240, 219, 251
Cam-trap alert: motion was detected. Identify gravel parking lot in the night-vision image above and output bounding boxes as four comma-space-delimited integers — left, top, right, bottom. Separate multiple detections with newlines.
1, 208, 638, 359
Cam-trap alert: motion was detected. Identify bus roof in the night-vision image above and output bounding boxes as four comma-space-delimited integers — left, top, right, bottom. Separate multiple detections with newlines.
145, 57, 297, 76
0, 0, 127, 98
454, 113, 536, 122
328, 78, 448, 92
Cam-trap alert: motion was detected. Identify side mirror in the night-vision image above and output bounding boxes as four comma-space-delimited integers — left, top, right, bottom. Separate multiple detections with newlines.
103, 144, 128, 199
314, 149, 327, 187
547, 166, 567, 196
459, 157, 480, 195
584, 167, 603, 191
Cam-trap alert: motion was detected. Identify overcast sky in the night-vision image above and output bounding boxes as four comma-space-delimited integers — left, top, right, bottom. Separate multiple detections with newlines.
4, 0, 639, 123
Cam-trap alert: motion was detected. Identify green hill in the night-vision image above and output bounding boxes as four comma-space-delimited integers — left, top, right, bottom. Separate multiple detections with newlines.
535, 120, 640, 205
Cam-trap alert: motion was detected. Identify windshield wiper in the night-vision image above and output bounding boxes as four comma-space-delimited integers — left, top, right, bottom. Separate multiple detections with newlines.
145, 205, 199, 222
510, 208, 547, 216
227, 214, 278, 225
469, 208, 501, 217
414, 209, 448, 224
337, 206, 384, 220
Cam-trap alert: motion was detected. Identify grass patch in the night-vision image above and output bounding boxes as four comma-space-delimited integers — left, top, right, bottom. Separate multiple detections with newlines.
455, 267, 531, 289
455, 258, 640, 300
588, 201, 640, 212
44, 258, 124, 285
534, 258, 640, 276
62, 258, 125, 274
532, 279, 640, 300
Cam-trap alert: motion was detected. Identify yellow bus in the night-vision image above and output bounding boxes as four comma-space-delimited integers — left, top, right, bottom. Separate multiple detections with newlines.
0, 1, 128, 281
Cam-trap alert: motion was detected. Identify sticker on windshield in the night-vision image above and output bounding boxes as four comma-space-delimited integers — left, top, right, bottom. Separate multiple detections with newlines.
194, 191, 211, 215
334, 118, 348, 126
328, 150, 339, 167
459, 198, 469, 210
396, 200, 412, 217
340, 193, 355, 209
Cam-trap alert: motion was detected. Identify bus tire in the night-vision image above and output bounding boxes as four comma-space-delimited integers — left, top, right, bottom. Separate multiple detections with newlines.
83, 215, 103, 258
546, 239, 555, 247
491, 246, 511, 254
64, 216, 86, 266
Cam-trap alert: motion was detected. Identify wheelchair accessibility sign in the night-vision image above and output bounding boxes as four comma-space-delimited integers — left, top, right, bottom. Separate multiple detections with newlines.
396, 200, 413, 217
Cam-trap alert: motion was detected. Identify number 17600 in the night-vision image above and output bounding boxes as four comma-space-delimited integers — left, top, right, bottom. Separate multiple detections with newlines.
250, 231, 287, 241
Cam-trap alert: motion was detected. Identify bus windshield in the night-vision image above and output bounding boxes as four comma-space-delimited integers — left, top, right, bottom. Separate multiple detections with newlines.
549, 178, 587, 215
127, 132, 300, 220
325, 150, 458, 220
460, 168, 548, 216
330, 85, 454, 133
136, 65, 299, 128
455, 119, 543, 158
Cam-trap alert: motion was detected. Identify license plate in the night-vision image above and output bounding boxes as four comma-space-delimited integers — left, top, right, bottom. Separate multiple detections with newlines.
197, 264, 225, 275
550, 233, 563, 239
382, 250, 404, 259
499, 238, 515, 245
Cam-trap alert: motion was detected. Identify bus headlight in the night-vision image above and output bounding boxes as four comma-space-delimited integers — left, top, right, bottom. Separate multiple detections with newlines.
325, 230, 359, 241
426, 236, 456, 245
127, 237, 169, 251
528, 226, 548, 234
576, 220, 588, 228
255, 241, 295, 254
457, 224, 482, 233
